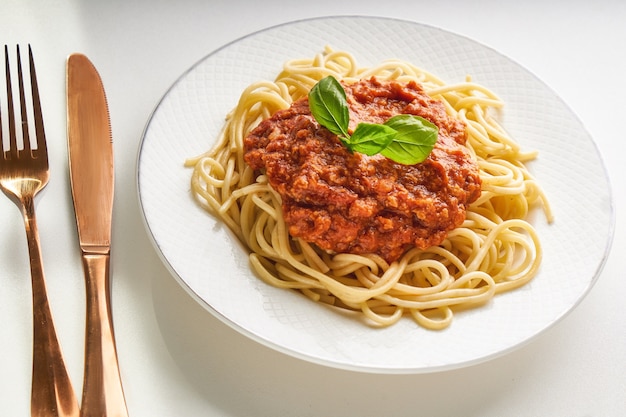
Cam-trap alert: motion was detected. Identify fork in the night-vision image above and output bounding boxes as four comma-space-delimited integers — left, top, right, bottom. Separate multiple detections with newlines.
1, 45, 80, 417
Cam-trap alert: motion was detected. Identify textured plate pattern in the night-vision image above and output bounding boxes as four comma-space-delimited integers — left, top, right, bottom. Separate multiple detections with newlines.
137, 17, 613, 373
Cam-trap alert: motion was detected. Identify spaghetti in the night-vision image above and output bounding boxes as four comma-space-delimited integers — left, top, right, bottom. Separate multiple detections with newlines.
185, 47, 553, 330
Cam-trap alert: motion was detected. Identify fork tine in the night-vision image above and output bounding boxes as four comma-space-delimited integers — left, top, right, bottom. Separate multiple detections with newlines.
28, 45, 46, 159
0, 48, 3, 155
4, 45, 16, 157
16, 45, 32, 154
4, 44, 19, 159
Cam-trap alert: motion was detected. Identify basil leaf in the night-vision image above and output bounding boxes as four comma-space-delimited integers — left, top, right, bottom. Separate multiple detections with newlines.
381, 115, 438, 164
307, 77, 439, 165
308, 76, 350, 138
348, 123, 397, 155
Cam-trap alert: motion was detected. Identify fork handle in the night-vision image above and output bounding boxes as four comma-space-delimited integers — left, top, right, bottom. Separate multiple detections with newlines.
22, 196, 80, 417
80, 252, 128, 417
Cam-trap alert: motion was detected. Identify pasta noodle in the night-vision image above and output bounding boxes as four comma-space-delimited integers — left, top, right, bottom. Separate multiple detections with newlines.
185, 46, 553, 330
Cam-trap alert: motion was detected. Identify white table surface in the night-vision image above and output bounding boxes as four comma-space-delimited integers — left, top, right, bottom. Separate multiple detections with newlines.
1, 1, 624, 416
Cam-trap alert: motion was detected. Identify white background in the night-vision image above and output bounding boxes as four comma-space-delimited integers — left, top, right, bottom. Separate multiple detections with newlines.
1, 1, 624, 416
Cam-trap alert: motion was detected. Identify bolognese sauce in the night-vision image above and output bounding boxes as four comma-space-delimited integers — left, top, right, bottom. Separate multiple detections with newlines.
244, 77, 481, 262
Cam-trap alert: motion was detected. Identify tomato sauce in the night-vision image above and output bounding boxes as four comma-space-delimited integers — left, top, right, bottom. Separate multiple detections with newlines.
244, 77, 481, 262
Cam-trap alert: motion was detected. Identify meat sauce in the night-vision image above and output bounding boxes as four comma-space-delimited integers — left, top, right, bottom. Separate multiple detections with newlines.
244, 77, 482, 262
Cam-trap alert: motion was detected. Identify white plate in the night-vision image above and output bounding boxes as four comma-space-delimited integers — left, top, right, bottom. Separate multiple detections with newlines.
137, 16, 614, 373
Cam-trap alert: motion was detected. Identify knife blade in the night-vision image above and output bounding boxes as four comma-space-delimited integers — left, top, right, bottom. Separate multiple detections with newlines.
67, 53, 129, 417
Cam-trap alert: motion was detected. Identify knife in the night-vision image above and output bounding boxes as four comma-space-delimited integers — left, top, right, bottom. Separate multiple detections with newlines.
66, 53, 129, 417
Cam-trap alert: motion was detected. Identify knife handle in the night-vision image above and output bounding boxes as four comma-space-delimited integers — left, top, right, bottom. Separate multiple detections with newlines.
80, 253, 128, 417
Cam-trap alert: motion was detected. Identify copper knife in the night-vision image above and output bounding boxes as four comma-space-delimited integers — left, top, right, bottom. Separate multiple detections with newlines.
66, 53, 129, 417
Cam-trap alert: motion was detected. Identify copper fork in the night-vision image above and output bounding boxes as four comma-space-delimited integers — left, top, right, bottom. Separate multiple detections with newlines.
0, 45, 80, 417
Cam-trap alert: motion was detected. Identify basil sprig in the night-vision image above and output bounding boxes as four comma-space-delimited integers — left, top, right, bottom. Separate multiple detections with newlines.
308, 76, 438, 165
